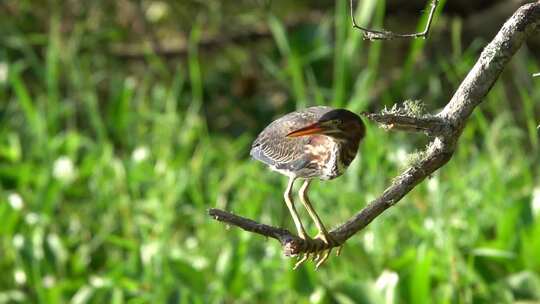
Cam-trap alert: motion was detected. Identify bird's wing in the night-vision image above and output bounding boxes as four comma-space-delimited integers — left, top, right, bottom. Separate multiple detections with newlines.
250, 106, 332, 168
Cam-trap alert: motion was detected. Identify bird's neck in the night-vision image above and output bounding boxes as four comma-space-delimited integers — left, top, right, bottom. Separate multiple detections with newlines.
338, 137, 360, 167
342, 123, 364, 166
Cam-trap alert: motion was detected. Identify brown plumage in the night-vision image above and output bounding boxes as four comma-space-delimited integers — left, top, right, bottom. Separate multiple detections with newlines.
251, 106, 365, 180
250, 106, 366, 268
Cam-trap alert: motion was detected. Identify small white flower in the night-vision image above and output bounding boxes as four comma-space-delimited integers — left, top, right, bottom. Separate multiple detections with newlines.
69, 218, 82, 234
449, 216, 466, 229
363, 231, 375, 252
13, 234, 24, 249
146, 1, 168, 22
192, 256, 209, 270
140, 241, 159, 265
43, 275, 56, 288
14, 269, 26, 285
389, 147, 408, 165
375, 270, 399, 304
423, 217, 435, 231
427, 176, 439, 194
155, 160, 167, 174
309, 287, 325, 303
47, 234, 67, 262
53, 156, 76, 182
125, 76, 137, 89
0, 62, 8, 84
90, 275, 107, 288
185, 237, 198, 250
1, 290, 25, 302
532, 187, 540, 217
32, 230, 44, 260
71, 286, 92, 304
8, 193, 24, 210
132, 146, 149, 163
375, 270, 399, 290
25, 212, 39, 225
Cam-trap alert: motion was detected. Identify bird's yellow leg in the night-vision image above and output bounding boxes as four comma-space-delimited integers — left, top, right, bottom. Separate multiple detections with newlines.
298, 179, 342, 268
298, 180, 338, 245
284, 177, 309, 240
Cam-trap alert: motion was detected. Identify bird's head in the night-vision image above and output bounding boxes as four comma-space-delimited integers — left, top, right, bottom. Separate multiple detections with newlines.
286, 109, 365, 141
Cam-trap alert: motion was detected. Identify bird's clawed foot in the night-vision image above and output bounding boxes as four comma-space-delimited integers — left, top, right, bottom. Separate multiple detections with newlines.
293, 252, 311, 270
313, 231, 341, 269
292, 232, 342, 270
292, 233, 312, 270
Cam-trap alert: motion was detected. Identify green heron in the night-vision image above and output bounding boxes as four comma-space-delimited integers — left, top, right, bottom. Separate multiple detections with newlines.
251, 106, 366, 268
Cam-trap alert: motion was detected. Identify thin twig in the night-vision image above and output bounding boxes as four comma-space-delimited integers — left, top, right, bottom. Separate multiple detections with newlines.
209, 2, 540, 258
209, 208, 292, 241
350, 0, 440, 40
533, 72, 540, 77
208, 208, 316, 255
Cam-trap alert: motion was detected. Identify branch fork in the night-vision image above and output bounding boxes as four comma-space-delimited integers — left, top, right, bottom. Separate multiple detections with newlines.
209, 2, 540, 266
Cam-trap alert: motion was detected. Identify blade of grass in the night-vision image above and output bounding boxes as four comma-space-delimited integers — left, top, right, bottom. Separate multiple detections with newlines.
401, 0, 447, 82
516, 83, 539, 151
410, 245, 433, 304
268, 15, 307, 108
189, 24, 203, 112
347, 0, 379, 111
46, 13, 61, 133
9, 63, 45, 140
332, 0, 348, 108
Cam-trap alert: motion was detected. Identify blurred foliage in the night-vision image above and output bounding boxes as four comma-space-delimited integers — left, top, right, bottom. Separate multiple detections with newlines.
0, 0, 540, 303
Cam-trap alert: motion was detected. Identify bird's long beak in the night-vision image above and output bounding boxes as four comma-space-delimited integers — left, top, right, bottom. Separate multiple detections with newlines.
286, 122, 325, 137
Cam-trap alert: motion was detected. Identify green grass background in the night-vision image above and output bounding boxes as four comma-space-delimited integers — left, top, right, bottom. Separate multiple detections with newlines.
1, 0, 540, 303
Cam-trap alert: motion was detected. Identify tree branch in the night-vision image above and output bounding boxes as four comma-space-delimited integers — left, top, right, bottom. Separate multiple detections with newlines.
350, 0, 440, 40
209, 2, 540, 258
362, 112, 446, 135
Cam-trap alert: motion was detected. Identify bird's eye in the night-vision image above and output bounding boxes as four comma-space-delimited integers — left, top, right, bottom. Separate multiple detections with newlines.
334, 119, 343, 126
